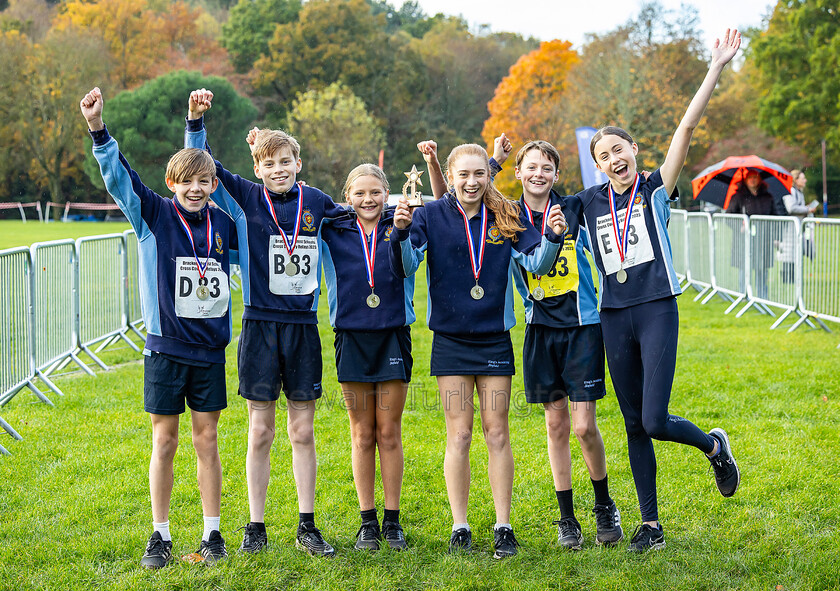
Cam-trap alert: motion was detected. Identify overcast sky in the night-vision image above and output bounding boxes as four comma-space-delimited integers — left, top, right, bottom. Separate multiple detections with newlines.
411, 0, 775, 50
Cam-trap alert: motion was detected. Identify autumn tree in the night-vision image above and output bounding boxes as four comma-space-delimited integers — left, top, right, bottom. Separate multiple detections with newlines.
749, 0, 840, 162
481, 40, 580, 196
0, 29, 112, 203
54, 0, 230, 90
287, 83, 384, 198
84, 71, 258, 196
221, 0, 301, 73
0, 0, 55, 39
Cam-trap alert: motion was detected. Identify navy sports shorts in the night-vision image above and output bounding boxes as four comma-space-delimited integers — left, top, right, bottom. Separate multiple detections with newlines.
334, 326, 412, 383
522, 323, 606, 404
237, 319, 322, 402
143, 351, 227, 414
430, 331, 515, 376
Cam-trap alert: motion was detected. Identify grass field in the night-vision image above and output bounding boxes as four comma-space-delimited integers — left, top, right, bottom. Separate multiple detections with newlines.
0, 220, 131, 250
1, 223, 839, 590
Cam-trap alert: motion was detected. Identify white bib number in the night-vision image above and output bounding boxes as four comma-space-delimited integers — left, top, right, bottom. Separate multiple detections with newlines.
595, 207, 654, 275
175, 257, 230, 318
268, 235, 319, 295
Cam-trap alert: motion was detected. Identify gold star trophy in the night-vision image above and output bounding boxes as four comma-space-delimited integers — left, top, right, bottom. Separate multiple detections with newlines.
403, 165, 425, 208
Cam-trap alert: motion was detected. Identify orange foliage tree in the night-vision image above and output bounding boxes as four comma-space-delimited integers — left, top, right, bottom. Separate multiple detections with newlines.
482, 40, 580, 197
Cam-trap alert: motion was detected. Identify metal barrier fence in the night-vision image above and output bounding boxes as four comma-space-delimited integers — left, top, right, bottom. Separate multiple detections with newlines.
686, 213, 713, 301
791, 218, 840, 336
76, 235, 139, 371
712, 213, 749, 313
669, 209, 688, 285
123, 230, 145, 340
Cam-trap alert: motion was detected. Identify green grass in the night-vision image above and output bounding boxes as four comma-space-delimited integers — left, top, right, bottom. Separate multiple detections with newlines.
0, 220, 131, 250
1, 224, 840, 590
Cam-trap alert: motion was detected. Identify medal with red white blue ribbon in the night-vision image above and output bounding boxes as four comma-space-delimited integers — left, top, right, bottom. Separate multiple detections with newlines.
172, 202, 213, 300
264, 182, 303, 276
523, 199, 551, 300
356, 219, 380, 308
607, 174, 640, 284
454, 199, 488, 300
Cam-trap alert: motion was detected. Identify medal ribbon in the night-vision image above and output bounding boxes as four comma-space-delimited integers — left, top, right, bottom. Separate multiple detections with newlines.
454, 200, 488, 284
607, 174, 640, 265
355, 219, 378, 291
263, 182, 304, 257
523, 198, 551, 281
172, 202, 212, 278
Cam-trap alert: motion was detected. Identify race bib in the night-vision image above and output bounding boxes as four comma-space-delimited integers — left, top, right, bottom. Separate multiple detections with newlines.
527, 237, 579, 297
268, 235, 319, 295
174, 257, 230, 318
595, 206, 654, 275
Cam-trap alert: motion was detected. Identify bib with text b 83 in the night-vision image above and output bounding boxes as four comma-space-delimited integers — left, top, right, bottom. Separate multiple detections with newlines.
527, 237, 579, 297
268, 235, 318, 295
175, 257, 230, 318
595, 207, 654, 275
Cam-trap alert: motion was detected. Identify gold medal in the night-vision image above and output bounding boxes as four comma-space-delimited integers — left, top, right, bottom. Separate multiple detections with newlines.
366, 292, 380, 308
616, 268, 628, 284
285, 262, 298, 276
532, 286, 545, 301
196, 285, 210, 300
470, 285, 485, 300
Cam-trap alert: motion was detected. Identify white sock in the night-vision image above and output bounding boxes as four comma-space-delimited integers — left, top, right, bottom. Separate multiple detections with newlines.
203, 516, 220, 541
452, 522, 470, 532
494, 523, 512, 531
153, 521, 171, 542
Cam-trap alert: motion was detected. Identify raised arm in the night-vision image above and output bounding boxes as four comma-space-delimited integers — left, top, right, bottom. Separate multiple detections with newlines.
418, 140, 448, 199
188, 88, 214, 121
80, 87, 105, 132
660, 29, 741, 194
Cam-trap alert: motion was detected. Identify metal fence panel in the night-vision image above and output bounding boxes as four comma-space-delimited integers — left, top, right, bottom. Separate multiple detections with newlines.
668, 209, 688, 283
122, 230, 145, 339
0, 248, 34, 406
29, 241, 79, 388
796, 218, 840, 329
686, 212, 713, 300
711, 213, 749, 312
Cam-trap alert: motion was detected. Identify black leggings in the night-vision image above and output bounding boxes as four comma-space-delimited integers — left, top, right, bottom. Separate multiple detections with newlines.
600, 297, 716, 522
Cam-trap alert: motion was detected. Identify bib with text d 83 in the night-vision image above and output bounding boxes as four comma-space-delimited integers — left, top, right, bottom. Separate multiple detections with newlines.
268, 235, 318, 295
174, 257, 230, 318
527, 237, 579, 297
595, 206, 654, 275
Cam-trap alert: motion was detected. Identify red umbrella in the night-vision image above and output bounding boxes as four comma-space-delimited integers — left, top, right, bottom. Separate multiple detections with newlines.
691, 155, 793, 209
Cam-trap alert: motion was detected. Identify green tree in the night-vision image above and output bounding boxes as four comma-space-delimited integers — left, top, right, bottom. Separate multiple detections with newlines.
221, 0, 301, 73
84, 71, 258, 195
0, 29, 113, 203
750, 0, 840, 162
287, 82, 384, 199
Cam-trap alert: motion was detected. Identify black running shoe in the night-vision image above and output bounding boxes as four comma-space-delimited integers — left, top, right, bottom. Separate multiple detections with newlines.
140, 531, 173, 569
198, 530, 227, 565
296, 521, 336, 557
552, 517, 583, 550
354, 520, 381, 551
593, 500, 624, 546
709, 428, 740, 497
492, 527, 519, 559
448, 528, 472, 554
381, 521, 407, 550
627, 524, 665, 553
239, 522, 267, 554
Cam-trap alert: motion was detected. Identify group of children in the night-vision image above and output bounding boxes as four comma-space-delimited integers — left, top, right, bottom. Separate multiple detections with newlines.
79, 27, 742, 568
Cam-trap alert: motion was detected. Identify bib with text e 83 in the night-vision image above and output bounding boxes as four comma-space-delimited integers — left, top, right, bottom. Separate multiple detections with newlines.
595, 206, 654, 275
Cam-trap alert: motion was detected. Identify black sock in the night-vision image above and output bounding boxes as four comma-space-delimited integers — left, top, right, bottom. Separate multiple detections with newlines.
383, 509, 400, 524
556, 489, 575, 519
591, 475, 612, 506
250, 521, 266, 533
360, 508, 378, 524
299, 512, 314, 525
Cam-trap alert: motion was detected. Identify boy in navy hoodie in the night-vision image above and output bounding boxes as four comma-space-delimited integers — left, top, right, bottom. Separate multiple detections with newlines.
81, 87, 236, 569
